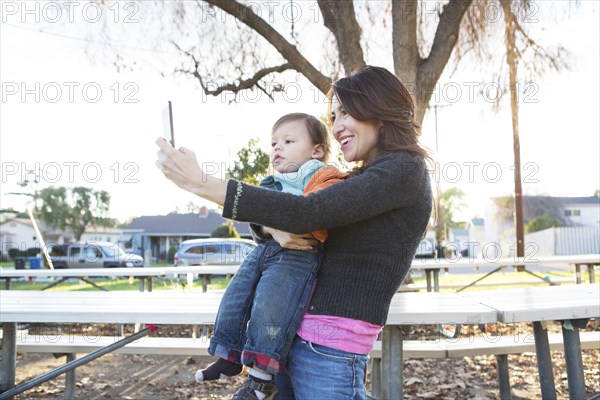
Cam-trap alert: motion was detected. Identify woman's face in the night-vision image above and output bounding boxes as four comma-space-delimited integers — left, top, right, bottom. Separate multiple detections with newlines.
330, 95, 381, 163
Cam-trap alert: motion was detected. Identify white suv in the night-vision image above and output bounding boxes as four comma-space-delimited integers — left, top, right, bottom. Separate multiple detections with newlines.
173, 238, 257, 267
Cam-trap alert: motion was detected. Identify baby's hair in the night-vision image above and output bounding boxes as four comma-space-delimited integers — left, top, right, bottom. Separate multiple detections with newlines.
272, 113, 331, 162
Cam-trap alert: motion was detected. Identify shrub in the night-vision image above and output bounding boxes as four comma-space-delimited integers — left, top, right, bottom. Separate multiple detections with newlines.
211, 223, 240, 238
525, 213, 561, 233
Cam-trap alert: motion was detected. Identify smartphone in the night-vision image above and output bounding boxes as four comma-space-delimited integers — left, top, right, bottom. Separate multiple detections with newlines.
162, 101, 175, 147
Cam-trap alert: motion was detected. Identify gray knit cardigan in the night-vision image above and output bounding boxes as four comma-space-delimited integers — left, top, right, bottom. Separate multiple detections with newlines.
223, 152, 433, 326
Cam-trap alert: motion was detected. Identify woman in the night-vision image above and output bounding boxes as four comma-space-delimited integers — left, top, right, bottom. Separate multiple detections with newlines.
156, 65, 433, 399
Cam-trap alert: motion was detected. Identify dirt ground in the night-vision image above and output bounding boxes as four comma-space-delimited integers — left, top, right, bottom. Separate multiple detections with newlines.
7, 321, 600, 400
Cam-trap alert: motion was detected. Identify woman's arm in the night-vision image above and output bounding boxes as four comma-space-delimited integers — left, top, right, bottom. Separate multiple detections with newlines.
223, 152, 431, 234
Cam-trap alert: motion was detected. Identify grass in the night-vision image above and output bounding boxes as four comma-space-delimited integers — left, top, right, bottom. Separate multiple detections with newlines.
410, 268, 597, 292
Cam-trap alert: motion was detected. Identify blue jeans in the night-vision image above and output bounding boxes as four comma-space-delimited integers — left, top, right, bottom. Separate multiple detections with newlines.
274, 336, 369, 399
209, 240, 321, 373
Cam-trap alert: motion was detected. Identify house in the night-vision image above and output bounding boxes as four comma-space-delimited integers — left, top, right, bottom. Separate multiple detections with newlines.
120, 208, 251, 262
484, 195, 600, 257
0, 217, 123, 260
466, 217, 485, 244
0, 218, 39, 259
0, 217, 70, 257
447, 227, 469, 255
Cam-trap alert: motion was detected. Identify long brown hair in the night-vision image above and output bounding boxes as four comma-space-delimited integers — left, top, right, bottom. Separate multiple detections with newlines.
328, 65, 431, 169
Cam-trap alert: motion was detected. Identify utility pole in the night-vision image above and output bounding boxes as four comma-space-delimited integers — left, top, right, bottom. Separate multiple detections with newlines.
430, 104, 451, 258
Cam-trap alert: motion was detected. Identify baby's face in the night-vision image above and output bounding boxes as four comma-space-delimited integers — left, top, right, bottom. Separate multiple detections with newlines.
271, 120, 319, 173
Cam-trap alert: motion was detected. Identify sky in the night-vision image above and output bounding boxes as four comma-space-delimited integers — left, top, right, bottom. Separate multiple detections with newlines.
1, 1, 599, 224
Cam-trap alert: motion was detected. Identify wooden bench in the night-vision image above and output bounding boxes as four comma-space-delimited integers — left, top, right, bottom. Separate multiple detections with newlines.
13, 333, 448, 358
370, 331, 600, 399
12, 331, 599, 399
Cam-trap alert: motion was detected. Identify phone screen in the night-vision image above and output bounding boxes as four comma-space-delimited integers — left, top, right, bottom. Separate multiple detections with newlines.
162, 101, 175, 147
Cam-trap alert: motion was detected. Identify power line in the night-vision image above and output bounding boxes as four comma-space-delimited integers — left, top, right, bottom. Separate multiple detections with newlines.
3, 22, 179, 55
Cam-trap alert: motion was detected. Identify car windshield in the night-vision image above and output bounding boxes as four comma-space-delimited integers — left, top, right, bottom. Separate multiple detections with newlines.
100, 245, 127, 258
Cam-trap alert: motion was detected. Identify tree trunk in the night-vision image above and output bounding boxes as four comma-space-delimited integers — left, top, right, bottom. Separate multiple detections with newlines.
317, 0, 366, 75
408, 0, 473, 125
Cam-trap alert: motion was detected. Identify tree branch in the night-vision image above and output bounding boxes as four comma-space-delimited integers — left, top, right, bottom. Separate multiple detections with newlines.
317, 0, 366, 74
172, 42, 293, 102
392, 0, 420, 85
204, 0, 331, 94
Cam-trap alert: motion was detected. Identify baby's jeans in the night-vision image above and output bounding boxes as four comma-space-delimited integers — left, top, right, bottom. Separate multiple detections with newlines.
208, 240, 321, 374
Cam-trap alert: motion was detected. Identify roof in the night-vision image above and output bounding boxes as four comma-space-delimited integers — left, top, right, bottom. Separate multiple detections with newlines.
122, 211, 251, 236
556, 196, 600, 205
491, 195, 599, 206
0, 218, 32, 227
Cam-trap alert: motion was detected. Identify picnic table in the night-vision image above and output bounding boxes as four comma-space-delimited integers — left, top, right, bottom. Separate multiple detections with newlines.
410, 253, 599, 292
0, 265, 239, 292
1, 286, 598, 399
0, 290, 497, 399
464, 283, 600, 400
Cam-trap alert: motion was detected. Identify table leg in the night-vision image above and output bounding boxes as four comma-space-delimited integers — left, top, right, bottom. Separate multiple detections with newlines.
561, 320, 586, 400
139, 277, 145, 292
381, 326, 403, 400
370, 358, 381, 399
147, 277, 153, 292
425, 269, 432, 292
3, 278, 11, 291
532, 321, 557, 400
41, 277, 69, 291
201, 274, 209, 293
587, 265, 596, 284
495, 354, 512, 399
64, 353, 76, 400
0, 322, 17, 398
433, 270, 440, 292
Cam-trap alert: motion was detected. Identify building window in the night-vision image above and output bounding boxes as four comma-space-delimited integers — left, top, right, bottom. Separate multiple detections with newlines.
564, 209, 581, 217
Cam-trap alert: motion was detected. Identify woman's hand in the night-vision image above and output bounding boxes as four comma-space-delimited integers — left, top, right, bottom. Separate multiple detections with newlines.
155, 138, 227, 205
264, 227, 318, 250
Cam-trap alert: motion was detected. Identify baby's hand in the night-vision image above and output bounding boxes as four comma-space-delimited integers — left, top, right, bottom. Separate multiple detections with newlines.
268, 228, 317, 250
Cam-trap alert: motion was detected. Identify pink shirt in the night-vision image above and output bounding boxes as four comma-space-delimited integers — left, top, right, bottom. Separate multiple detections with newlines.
296, 314, 382, 355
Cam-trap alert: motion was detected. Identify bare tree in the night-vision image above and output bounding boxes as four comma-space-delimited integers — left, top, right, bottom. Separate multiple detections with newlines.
94, 0, 477, 125
92, 1, 572, 130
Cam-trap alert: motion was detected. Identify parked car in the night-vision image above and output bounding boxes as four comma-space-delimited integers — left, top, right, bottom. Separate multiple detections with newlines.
47, 242, 144, 268
414, 239, 436, 258
174, 238, 257, 267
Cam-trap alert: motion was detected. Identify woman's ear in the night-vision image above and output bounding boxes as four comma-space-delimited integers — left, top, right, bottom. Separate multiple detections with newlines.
312, 144, 326, 160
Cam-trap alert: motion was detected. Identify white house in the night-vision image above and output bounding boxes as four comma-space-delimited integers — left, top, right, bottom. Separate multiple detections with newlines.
0, 218, 39, 257
561, 197, 600, 227
484, 195, 600, 257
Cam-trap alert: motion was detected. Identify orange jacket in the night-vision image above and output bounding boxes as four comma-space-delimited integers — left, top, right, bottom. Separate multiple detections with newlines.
303, 165, 348, 242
